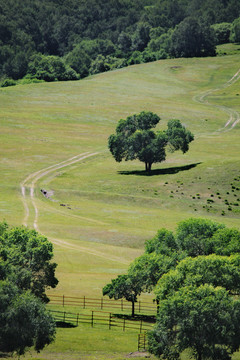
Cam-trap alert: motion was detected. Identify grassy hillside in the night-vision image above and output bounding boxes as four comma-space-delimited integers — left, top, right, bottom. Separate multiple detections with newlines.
0, 53, 239, 359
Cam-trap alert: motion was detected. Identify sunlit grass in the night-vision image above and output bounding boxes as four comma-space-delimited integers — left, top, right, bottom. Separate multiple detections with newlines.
0, 54, 239, 359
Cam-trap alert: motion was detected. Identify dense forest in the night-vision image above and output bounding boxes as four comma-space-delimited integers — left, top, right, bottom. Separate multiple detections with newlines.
0, 0, 239, 84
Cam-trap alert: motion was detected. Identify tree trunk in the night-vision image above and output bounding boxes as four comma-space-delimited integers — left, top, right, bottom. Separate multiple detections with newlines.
131, 301, 135, 317
145, 162, 152, 173
197, 351, 202, 360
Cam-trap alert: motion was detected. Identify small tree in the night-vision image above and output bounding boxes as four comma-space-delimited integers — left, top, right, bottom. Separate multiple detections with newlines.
108, 111, 194, 172
102, 274, 142, 317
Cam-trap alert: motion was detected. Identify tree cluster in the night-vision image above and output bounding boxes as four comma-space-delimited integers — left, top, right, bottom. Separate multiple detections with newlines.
0, 0, 239, 84
102, 218, 240, 360
0, 222, 57, 356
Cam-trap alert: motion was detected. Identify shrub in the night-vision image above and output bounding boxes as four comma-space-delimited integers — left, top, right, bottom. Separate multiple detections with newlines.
1, 78, 17, 87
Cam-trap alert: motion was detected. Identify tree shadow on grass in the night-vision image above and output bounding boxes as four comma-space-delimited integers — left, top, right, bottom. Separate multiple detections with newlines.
113, 313, 156, 323
118, 162, 202, 176
56, 321, 77, 328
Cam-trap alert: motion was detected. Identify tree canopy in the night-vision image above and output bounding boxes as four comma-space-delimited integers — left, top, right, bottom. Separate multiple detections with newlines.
108, 112, 194, 172
155, 254, 240, 301
0, 223, 58, 302
170, 17, 216, 58
0, 281, 56, 356
102, 274, 142, 317
0, 222, 57, 355
149, 284, 240, 360
103, 217, 240, 357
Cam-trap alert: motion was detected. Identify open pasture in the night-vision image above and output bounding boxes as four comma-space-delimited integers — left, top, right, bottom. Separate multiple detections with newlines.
0, 53, 240, 358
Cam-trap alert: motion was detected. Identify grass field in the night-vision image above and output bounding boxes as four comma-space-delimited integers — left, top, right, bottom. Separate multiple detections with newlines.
0, 47, 240, 359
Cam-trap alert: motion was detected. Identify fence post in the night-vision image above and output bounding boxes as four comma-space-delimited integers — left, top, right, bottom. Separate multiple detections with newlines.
91, 311, 94, 327
83, 296, 86, 309
139, 301, 141, 313
109, 313, 112, 330
123, 318, 125, 332
76, 313, 79, 326
101, 297, 103, 310
140, 320, 143, 333
63, 295, 65, 307
121, 299, 123, 311
138, 334, 140, 351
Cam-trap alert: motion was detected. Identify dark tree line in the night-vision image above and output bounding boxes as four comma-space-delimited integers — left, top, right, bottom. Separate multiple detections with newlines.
0, 0, 239, 84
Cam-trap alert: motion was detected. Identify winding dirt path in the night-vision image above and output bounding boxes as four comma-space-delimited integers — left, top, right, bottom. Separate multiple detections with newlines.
20, 152, 130, 265
21, 152, 97, 229
193, 69, 240, 131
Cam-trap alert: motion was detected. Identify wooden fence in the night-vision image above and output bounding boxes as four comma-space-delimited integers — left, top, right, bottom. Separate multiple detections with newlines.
50, 309, 154, 333
48, 294, 157, 315
138, 332, 148, 351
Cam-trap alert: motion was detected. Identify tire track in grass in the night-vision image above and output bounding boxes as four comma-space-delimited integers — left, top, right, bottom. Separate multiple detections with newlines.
48, 236, 130, 265
20, 152, 130, 264
193, 69, 240, 131
21, 152, 91, 228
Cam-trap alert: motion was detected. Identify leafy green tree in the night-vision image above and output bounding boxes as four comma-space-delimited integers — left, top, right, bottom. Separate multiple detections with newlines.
155, 254, 240, 301
27, 54, 78, 82
170, 17, 216, 57
102, 274, 142, 317
128, 253, 177, 294
117, 31, 132, 54
176, 217, 225, 256
145, 228, 178, 256
166, 119, 194, 154
108, 111, 194, 172
0, 223, 58, 302
149, 284, 240, 360
131, 22, 151, 52
230, 17, 240, 42
127, 51, 143, 65
0, 280, 56, 356
211, 228, 240, 255
211, 22, 231, 44
65, 45, 91, 78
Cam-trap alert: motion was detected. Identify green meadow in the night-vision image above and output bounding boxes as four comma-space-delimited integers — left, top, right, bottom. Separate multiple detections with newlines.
0, 48, 240, 358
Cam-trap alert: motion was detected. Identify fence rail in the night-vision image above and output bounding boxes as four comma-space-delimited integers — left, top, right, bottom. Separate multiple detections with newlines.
50, 309, 154, 333
138, 332, 148, 351
48, 294, 157, 314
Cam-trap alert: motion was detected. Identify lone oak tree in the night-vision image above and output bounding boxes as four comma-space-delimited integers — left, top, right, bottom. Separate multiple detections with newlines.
108, 111, 194, 172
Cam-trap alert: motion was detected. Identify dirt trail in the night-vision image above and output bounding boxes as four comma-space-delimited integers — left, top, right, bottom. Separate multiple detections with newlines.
193, 69, 240, 131
21, 152, 97, 229
20, 152, 131, 265
48, 236, 130, 265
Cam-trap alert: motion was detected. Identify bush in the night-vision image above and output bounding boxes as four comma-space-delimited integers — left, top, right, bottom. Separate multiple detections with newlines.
127, 51, 143, 65
211, 22, 231, 44
230, 17, 240, 42
27, 54, 78, 82
1, 78, 17, 87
